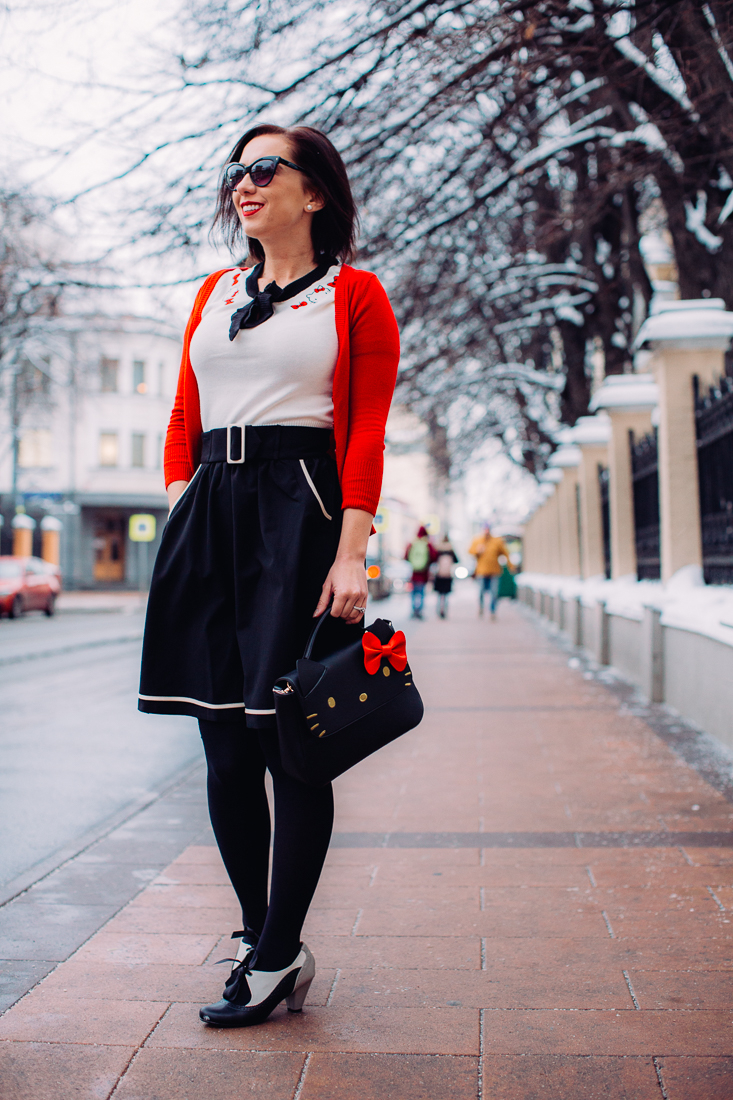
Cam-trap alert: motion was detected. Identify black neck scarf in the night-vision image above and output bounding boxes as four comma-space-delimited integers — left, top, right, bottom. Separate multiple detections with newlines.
228, 258, 334, 341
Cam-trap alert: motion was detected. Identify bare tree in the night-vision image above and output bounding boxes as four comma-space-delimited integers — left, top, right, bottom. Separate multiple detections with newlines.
30, 0, 733, 475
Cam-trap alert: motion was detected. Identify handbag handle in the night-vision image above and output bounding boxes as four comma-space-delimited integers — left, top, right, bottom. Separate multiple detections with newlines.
302, 603, 336, 660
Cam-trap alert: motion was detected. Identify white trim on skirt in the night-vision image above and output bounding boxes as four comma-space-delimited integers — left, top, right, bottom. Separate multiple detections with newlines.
138, 693, 277, 715
138, 693, 275, 716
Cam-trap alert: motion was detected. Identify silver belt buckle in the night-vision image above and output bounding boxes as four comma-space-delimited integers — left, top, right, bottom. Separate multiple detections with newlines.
226, 425, 245, 464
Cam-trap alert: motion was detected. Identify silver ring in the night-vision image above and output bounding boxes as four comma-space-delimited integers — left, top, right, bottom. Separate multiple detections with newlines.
354, 605, 367, 613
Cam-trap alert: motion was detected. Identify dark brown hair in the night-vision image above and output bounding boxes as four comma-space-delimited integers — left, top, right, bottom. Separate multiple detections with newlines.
212, 124, 357, 264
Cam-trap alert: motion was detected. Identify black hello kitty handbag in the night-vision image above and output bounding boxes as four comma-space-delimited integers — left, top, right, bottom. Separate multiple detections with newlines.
273, 607, 424, 787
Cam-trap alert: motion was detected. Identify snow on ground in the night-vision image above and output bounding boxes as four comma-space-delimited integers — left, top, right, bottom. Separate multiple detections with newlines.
518, 565, 733, 648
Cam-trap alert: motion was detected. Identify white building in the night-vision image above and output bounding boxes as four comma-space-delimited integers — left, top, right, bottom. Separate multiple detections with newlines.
0, 315, 181, 587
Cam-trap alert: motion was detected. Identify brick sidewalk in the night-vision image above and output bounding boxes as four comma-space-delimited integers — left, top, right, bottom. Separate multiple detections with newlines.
1, 594, 732, 1098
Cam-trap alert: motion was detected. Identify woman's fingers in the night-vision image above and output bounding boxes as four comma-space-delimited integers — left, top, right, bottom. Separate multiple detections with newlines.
330, 588, 367, 621
313, 577, 334, 617
341, 591, 369, 623
316, 562, 368, 620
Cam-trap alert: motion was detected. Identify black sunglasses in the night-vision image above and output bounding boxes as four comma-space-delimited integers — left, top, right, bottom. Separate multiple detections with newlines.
224, 156, 305, 190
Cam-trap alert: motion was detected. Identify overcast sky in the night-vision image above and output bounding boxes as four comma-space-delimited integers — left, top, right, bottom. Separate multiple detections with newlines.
2, 1, 171, 191
2, 0, 236, 315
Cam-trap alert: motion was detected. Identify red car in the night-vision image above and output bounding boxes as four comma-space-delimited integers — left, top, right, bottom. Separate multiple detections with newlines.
0, 556, 61, 618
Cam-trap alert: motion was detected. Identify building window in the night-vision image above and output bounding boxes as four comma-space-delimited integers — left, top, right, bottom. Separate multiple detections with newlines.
18, 429, 53, 468
99, 432, 119, 467
100, 358, 119, 392
131, 433, 145, 468
156, 432, 164, 469
158, 361, 165, 397
18, 357, 51, 398
133, 360, 147, 394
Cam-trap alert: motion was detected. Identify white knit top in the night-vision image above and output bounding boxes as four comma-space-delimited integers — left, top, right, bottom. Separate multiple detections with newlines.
189, 264, 341, 431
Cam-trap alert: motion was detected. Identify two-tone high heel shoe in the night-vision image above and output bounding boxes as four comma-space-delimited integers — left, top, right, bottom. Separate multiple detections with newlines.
199, 942, 316, 1028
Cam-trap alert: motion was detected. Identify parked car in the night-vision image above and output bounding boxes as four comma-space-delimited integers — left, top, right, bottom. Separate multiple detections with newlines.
0, 556, 61, 618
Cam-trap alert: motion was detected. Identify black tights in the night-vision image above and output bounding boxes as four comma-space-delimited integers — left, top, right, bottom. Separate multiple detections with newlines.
199, 719, 334, 972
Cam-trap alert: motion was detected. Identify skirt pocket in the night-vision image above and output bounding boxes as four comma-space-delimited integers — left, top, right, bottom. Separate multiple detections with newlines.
299, 459, 333, 521
167, 465, 203, 521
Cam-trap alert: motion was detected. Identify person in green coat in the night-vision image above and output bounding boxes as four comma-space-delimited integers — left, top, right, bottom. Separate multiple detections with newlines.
405, 526, 436, 620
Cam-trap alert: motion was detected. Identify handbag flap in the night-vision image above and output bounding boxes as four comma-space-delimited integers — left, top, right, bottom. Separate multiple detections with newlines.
288, 618, 413, 739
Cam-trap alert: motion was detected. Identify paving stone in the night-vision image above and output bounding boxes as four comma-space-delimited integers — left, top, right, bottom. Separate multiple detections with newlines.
150, 863, 231, 887
328, 964, 632, 1010
657, 1056, 733, 1099
104, 905, 236, 936
113, 1048, 306, 1099
355, 902, 608, 938
300, 1052, 479, 1099
292, 933, 482, 970
479, 1055, 660, 1099
627, 969, 733, 1010
0, 1041, 132, 1100
129, 884, 239, 909
0, 961, 57, 1014
0, 990, 168, 1045
18, 862, 160, 908
481, 1008, 733, 1055
0, 903, 119, 961
71, 931, 220, 966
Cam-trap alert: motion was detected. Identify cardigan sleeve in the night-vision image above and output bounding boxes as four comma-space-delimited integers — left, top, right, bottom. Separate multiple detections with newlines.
340, 273, 400, 514
163, 271, 229, 488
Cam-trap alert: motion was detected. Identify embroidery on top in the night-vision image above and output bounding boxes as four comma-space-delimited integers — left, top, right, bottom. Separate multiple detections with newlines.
225, 269, 245, 306
290, 283, 336, 309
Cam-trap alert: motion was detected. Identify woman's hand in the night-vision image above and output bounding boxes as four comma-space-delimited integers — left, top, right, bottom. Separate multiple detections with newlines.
314, 507, 373, 623
167, 480, 189, 514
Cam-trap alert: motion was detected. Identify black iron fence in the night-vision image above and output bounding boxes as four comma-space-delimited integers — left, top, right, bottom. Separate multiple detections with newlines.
598, 464, 611, 580
630, 429, 661, 581
696, 375, 733, 585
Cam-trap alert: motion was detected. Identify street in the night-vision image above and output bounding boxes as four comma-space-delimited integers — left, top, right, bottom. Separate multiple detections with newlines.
0, 609, 201, 891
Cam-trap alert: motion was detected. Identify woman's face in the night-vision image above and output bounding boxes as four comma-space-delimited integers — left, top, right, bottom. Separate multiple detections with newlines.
230, 134, 322, 247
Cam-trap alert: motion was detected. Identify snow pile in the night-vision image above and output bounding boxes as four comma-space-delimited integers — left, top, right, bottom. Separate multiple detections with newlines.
518, 570, 733, 648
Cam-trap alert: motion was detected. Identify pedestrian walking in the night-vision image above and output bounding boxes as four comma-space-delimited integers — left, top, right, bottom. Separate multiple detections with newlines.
468, 524, 511, 619
432, 533, 458, 619
405, 525, 436, 619
138, 123, 399, 1028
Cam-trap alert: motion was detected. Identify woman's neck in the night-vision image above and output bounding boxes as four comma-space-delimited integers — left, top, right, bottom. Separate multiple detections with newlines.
258, 242, 319, 289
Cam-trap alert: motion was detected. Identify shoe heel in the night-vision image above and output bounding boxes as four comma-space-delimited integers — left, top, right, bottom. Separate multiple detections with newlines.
286, 976, 312, 1012
286, 945, 315, 1013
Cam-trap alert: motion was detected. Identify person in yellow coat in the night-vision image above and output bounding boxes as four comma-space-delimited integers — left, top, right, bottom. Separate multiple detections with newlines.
468, 524, 510, 619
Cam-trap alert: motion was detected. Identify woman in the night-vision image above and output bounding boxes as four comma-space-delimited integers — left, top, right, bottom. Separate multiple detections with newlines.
432, 534, 458, 619
138, 124, 399, 1028
404, 525, 436, 619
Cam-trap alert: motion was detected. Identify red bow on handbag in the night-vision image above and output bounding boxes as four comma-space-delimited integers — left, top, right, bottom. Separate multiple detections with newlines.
362, 630, 408, 675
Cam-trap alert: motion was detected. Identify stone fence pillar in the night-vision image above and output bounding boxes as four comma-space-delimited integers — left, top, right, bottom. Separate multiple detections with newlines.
538, 470, 563, 574
635, 300, 733, 583
567, 414, 610, 578
589, 375, 658, 579
547, 446, 581, 576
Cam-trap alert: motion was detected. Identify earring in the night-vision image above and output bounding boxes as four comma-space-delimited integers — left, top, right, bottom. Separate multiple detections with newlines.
306, 203, 313, 210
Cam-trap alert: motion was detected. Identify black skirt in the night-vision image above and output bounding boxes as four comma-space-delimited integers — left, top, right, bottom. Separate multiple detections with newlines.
433, 576, 453, 594
138, 425, 349, 728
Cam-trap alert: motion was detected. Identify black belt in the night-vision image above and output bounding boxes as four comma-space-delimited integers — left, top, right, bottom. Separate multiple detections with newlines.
200, 425, 332, 464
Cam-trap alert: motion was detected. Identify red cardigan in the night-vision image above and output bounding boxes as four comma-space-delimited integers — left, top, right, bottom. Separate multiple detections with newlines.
164, 264, 400, 515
